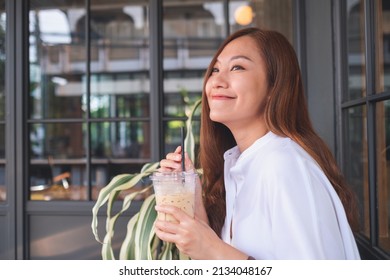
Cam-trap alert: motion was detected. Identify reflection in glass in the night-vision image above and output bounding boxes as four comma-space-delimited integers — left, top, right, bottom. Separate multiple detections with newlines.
346, 0, 366, 100
29, 0, 86, 119
30, 162, 85, 201
377, 100, 390, 253
0, 1, 5, 202
344, 106, 369, 238
29, 1, 151, 201
90, 73, 149, 119
29, 122, 85, 201
89, 2, 150, 118
30, 123, 85, 159
91, 121, 150, 159
230, 0, 293, 43
376, 0, 390, 92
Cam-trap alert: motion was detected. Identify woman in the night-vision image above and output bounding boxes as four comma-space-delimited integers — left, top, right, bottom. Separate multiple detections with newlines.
155, 27, 360, 260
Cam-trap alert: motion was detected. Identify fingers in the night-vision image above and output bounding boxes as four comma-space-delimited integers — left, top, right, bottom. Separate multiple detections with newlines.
154, 206, 196, 253
159, 146, 181, 171
154, 226, 178, 244
154, 205, 194, 235
159, 146, 195, 172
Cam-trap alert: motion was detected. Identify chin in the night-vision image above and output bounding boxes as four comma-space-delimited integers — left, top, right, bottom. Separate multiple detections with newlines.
209, 113, 228, 124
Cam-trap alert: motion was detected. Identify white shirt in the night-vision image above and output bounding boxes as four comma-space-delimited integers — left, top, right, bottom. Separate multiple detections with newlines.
221, 131, 360, 259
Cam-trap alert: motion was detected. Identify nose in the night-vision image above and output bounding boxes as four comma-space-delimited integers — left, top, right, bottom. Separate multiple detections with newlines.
210, 71, 228, 89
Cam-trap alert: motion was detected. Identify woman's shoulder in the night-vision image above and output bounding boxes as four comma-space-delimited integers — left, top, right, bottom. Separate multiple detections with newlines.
254, 134, 304, 164
252, 134, 320, 178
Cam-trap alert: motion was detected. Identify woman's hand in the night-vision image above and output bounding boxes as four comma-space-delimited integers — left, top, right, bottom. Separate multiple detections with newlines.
154, 205, 248, 260
159, 146, 191, 172
154, 205, 223, 259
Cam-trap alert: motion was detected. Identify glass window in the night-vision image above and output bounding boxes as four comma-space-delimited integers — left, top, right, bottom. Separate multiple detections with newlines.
376, 0, 390, 93
346, 0, 366, 100
342, 0, 390, 256
0, 1, 5, 202
29, 0, 86, 120
344, 106, 369, 238
230, 0, 293, 43
376, 100, 390, 253
28, 0, 150, 201
375, 0, 390, 254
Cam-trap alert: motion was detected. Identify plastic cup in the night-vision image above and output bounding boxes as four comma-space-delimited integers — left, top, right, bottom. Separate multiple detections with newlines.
151, 171, 197, 222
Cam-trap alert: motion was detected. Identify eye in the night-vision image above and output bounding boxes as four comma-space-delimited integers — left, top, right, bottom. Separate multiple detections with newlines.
210, 67, 219, 74
231, 65, 244, 71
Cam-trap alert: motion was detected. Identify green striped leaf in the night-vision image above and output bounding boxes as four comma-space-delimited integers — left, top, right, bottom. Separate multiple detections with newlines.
185, 99, 201, 162
134, 194, 157, 259
101, 187, 151, 260
119, 212, 139, 260
159, 242, 173, 260
91, 162, 159, 244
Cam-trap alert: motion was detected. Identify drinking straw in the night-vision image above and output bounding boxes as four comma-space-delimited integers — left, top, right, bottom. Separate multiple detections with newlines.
181, 126, 185, 171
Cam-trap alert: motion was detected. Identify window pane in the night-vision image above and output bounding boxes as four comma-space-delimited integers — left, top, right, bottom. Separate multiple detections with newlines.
29, 122, 85, 201
346, 0, 366, 100
29, 0, 86, 119
344, 106, 369, 238
30, 123, 85, 160
376, 0, 390, 92
377, 100, 390, 253
90, 1, 150, 118
30, 163, 85, 201
0, 1, 5, 202
90, 121, 150, 159
90, 73, 149, 118
230, 0, 293, 43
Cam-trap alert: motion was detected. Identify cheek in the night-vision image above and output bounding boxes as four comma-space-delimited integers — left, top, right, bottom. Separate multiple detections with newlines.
204, 80, 212, 98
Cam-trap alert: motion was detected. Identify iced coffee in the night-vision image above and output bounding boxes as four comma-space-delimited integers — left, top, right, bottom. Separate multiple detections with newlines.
151, 171, 197, 222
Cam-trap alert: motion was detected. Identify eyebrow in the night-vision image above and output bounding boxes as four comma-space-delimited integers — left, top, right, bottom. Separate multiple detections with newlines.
231, 55, 253, 61
215, 55, 254, 63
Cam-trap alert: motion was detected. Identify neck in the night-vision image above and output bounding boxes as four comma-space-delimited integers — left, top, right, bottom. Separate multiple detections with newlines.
226, 119, 268, 153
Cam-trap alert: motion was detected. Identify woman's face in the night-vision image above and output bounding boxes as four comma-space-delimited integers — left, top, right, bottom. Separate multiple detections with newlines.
205, 35, 269, 130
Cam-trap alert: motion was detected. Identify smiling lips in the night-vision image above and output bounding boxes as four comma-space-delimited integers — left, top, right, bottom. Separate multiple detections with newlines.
210, 94, 235, 100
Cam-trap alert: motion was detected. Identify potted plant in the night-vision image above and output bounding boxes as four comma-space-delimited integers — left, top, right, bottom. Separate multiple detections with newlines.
91, 99, 201, 260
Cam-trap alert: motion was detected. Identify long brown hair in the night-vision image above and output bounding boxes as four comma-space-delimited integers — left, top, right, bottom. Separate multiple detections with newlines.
199, 27, 359, 236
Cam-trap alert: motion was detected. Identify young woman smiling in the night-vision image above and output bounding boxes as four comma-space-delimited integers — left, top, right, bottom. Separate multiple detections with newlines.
155, 27, 360, 260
